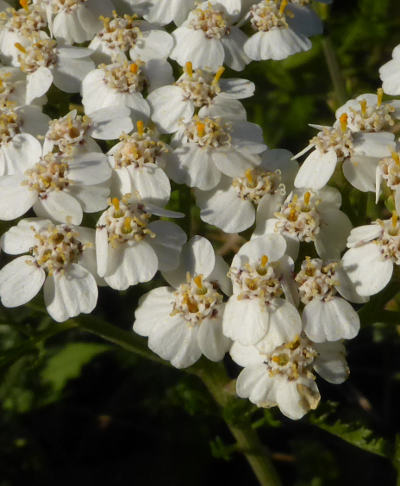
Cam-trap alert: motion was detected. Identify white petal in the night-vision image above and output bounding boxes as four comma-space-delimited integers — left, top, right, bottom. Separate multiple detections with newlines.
134, 286, 175, 336
147, 220, 187, 272
276, 379, 319, 420
223, 297, 269, 345
341, 243, 393, 296
149, 318, 202, 368
0, 176, 37, 220
230, 341, 264, 367
68, 152, 111, 185
315, 208, 352, 260
295, 149, 337, 190
148, 86, 193, 133
104, 241, 158, 290
44, 264, 98, 322
34, 191, 83, 225
197, 312, 230, 361
89, 107, 133, 140
0, 218, 48, 254
0, 256, 45, 307
343, 155, 379, 192
2, 134, 42, 175
314, 341, 349, 384
130, 29, 173, 61
244, 29, 311, 61
346, 224, 381, 248
220, 27, 250, 71
303, 297, 360, 342
68, 183, 109, 212
195, 178, 255, 233
26, 67, 53, 104
233, 234, 287, 267
54, 54, 94, 93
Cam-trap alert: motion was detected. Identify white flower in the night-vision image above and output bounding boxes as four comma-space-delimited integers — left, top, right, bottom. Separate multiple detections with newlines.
0, 140, 111, 224
255, 187, 352, 261
148, 62, 254, 133
81, 58, 173, 119
0, 218, 99, 322
0, 105, 50, 175
38, 0, 114, 44
341, 215, 400, 297
14, 33, 94, 104
89, 12, 173, 64
0, 3, 47, 64
335, 90, 400, 133
243, 0, 312, 62
232, 335, 349, 419
294, 114, 394, 191
286, 0, 324, 37
195, 149, 297, 233
0, 66, 45, 107
295, 258, 363, 342
170, 1, 250, 72
379, 44, 400, 95
133, 236, 231, 368
107, 121, 173, 206
114, 0, 196, 26
223, 234, 301, 346
96, 195, 186, 290
43, 108, 133, 155
167, 115, 267, 190
376, 150, 400, 212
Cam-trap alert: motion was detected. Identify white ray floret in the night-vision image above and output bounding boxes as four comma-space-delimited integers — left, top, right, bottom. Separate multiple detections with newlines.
0, 218, 99, 322
341, 214, 400, 297
14, 33, 94, 104
89, 12, 173, 64
81, 58, 173, 120
148, 62, 254, 133
117, 0, 196, 26
36, 0, 114, 44
244, 0, 312, 62
107, 121, 173, 206
254, 187, 352, 261
43, 108, 133, 155
170, 1, 250, 72
134, 236, 231, 368
0, 139, 111, 224
294, 113, 394, 192
195, 149, 298, 233
168, 115, 267, 190
0, 105, 49, 176
96, 194, 186, 290
295, 257, 363, 343
232, 335, 349, 420
223, 234, 301, 346
379, 44, 400, 95
0, 66, 45, 107
0, 2, 47, 64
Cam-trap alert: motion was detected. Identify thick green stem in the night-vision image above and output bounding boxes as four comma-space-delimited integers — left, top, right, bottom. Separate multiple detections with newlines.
78, 318, 281, 486
194, 362, 282, 486
321, 37, 347, 107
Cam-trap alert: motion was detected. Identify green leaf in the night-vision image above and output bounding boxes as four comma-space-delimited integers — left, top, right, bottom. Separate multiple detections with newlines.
309, 403, 390, 458
41, 342, 109, 394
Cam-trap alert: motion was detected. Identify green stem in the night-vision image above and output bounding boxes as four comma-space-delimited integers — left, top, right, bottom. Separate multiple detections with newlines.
78, 318, 281, 486
194, 362, 282, 486
321, 37, 347, 107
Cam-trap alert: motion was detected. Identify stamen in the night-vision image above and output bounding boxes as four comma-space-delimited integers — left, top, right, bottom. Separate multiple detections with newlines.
136, 120, 144, 136
196, 122, 205, 137
14, 42, 26, 53
392, 211, 398, 229
392, 151, 400, 165
212, 66, 225, 86
245, 168, 254, 186
339, 113, 348, 132
377, 87, 384, 107
279, 0, 288, 15
359, 99, 367, 117
122, 217, 132, 233
261, 255, 268, 267
304, 191, 311, 206
112, 197, 120, 212
130, 63, 138, 74
185, 61, 193, 78
19, 0, 29, 11
193, 275, 203, 289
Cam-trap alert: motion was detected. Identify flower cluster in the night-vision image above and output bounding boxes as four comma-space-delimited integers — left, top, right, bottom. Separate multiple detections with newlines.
0, 0, 398, 422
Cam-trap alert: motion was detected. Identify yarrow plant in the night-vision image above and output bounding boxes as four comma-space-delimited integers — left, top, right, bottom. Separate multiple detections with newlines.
2, 0, 400, 484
